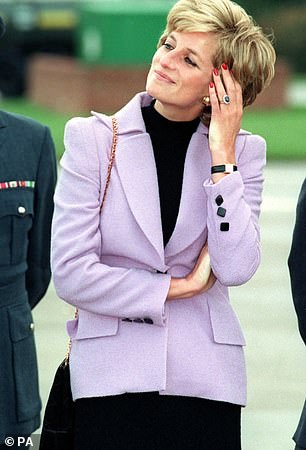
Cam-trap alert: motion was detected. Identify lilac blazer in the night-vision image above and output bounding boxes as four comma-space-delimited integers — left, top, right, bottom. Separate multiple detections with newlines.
51, 92, 266, 406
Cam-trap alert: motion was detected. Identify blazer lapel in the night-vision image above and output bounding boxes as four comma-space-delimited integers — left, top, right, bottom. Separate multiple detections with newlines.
93, 93, 165, 263
165, 128, 211, 258
115, 132, 164, 263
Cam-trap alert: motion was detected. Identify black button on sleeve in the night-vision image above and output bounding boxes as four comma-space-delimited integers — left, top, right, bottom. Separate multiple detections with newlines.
220, 222, 230, 231
215, 195, 224, 206
133, 318, 144, 324
217, 207, 226, 218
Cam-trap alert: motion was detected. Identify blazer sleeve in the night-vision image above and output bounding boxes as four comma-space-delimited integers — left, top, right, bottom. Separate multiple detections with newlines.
26, 127, 57, 308
288, 178, 306, 345
203, 134, 266, 286
51, 117, 171, 326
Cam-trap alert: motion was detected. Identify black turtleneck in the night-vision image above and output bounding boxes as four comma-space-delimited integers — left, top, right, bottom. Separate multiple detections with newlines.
141, 101, 200, 246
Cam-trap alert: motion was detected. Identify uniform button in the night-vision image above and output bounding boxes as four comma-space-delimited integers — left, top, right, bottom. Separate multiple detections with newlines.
122, 318, 133, 322
220, 222, 230, 231
217, 207, 226, 217
215, 195, 224, 206
133, 318, 144, 324
144, 318, 154, 325
29, 322, 35, 331
18, 206, 26, 215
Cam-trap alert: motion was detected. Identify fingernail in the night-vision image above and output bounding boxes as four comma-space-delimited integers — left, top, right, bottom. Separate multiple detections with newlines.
221, 63, 228, 70
209, 82, 214, 88
213, 68, 219, 76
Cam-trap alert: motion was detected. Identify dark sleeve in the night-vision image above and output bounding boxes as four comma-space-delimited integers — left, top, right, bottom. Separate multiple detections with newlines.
288, 177, 306, 345
26, 127, 57, 308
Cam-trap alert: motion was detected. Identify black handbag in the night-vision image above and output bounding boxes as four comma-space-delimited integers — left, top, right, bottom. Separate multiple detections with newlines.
39, 359, 75, 449
39, 117, 118, 450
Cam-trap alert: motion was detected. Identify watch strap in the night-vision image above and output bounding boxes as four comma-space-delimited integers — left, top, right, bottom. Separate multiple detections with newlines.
211, 164, 238, 174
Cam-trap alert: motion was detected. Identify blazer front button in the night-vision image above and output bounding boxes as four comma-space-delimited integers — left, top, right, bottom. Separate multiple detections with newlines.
18, 206, 26, 215
144, 318, 154, 325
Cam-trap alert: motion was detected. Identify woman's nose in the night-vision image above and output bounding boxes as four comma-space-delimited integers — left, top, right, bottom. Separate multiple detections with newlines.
160, 51, 176, 69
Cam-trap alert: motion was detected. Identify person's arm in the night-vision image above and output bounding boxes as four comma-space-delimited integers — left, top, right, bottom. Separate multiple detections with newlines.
202, 65, 265, 286
26, 127, 57, 308
167, 243, 216, 299
203, 135, 265, 286
288, 178, 306, 345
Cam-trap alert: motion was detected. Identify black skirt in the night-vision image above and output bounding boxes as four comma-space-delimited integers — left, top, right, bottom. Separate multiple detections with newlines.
74, 392, 241, 450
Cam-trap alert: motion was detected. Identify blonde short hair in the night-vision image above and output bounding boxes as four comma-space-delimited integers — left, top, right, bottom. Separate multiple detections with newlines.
158, 0, 276, 124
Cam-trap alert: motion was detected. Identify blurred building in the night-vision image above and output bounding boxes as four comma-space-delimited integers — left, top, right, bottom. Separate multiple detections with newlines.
0, 0, 82, 95
0, 0, 295, 113
0, 0, 174, 97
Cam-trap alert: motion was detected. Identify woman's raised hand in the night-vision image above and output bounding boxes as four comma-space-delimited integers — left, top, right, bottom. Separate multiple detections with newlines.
208, 63, 243, 171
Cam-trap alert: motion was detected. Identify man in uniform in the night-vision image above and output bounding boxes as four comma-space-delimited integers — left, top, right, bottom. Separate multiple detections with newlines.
288, 177, 306, 450
0, 16, 57, 447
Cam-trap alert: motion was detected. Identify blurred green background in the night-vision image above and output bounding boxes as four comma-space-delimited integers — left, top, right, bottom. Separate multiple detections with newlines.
2, 97, 305, 161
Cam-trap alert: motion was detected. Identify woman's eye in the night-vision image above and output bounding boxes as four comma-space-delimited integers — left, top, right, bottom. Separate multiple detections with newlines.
163, 42, 173, 50
185, 56, 197, 67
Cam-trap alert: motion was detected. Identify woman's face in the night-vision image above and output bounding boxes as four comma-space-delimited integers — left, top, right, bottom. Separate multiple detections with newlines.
146, 31, 217, 121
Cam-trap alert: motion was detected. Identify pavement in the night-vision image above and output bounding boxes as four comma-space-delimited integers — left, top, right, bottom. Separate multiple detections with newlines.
32, 161, 306, 450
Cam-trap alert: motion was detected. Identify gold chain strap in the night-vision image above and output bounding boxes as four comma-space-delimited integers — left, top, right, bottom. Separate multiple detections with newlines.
101, 117, 118, 211
64, 116, 119, 365
64, 308, 79, 365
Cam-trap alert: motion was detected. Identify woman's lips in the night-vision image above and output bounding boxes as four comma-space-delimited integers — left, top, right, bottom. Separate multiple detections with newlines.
154, 70, 175, 84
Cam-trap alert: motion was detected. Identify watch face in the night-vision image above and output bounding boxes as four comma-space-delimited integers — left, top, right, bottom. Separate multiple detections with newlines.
224, 164, 237, 173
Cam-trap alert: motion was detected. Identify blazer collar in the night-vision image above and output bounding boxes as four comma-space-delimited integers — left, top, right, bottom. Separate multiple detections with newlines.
92, 91, 250, 137
93, 92, 208, 137
115, 92, 212, 136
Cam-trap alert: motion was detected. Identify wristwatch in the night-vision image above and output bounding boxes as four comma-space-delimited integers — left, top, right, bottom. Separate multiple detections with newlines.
211, 164, 238, 174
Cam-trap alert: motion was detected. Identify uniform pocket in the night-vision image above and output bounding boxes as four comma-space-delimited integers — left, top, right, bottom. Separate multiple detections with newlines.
8, 303, 41, 422
0, 189, 34, 265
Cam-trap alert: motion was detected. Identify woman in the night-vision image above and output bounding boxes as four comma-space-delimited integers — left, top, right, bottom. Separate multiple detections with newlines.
51, 0, 275, 448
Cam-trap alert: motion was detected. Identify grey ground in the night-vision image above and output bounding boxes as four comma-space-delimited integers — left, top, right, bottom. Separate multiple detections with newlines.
33, 161, 306, 450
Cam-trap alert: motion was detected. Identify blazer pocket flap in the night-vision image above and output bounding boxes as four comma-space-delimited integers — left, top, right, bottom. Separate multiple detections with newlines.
207, 289, 246, 346
67, 311, 119, 340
